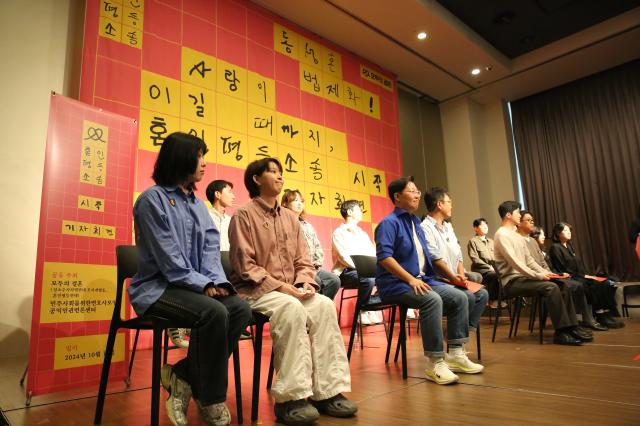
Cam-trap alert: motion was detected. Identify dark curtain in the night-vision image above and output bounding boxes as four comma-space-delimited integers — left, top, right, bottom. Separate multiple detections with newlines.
511, 59, 640, 280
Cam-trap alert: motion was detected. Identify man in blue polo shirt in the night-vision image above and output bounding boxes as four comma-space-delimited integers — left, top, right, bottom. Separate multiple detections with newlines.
374, 176, 484, 385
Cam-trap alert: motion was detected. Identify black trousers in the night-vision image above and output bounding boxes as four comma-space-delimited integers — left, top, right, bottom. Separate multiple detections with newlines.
480, 270, 500, 301
146, 286, 252, 405
505, 277, 577, 330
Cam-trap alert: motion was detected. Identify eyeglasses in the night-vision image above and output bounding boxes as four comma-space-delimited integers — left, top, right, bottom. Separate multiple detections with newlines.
523, 218, 535, 223
404, 190, 422, 196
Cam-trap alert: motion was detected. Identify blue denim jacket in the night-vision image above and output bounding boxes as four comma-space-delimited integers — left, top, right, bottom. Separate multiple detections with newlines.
375, 207, 444, 297
128, 185, 233, 315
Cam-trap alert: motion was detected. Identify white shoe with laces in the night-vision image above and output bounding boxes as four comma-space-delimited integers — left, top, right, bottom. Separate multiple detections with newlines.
167, 328, 190, 349
445, 346, 484, 374
425, 357, 459, 385
160, 364, 192, 426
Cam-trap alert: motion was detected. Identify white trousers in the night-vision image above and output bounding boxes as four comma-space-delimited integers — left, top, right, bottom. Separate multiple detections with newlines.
247, 291, 351, 403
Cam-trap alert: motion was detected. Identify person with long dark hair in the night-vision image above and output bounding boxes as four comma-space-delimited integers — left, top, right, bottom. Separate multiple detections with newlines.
129, 132, 252, 426
548, 222, 624, 329
281, 189, 340, 300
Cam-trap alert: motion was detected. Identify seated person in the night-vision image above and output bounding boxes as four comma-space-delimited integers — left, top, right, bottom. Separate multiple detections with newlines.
129, 132, 251, 426
549, 222, 624, 329
281, 189, 340, 300
467, 218, 501, 308
206, 179, 235, 251
167, 179, 237, 350
332, 199, 382, 324
376, 177, 484, 385
517, 212, 602, 333
493, 201, 590, 345
421, 188, 489, 331
228, 158, 356, 425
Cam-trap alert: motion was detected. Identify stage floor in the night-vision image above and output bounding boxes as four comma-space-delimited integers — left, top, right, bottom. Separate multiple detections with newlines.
2, 313, 639, 425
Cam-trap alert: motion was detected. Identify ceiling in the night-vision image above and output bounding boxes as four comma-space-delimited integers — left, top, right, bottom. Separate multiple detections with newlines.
250, 0, 640, 104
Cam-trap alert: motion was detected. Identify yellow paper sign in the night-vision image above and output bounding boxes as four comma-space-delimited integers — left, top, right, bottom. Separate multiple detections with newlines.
62, 221, 116, 239
248, 71, 275, 109
328, 187, 348, 219
78, 195, 105, 212
274, 23, 299, 59
300, 63, 323, 96
349, 162, 368, 193
248, 137, 278, 162
99, 16, 121, 42
180, 118, 217, 150
123, 6, 144, 30
54, 333, 125, 370
360, 88, 381, 119
299, 37, 323, 69
322, 73, 341, 103
181, 47, 216, 90
180, 81, 215, 124
280, 145, 304, 183
217, 59, 247, 100
248, 103, 276, 141
304, 182, 330, 217
276, 112, 303, 148
40, 262, 118, 323
216, 93, 247, 134
302, 121, 325, 154
216, 129, 248, 169
327, 158, 350, 190
342, 82, 363, 111
121, 25, 142, 48
138, 109, 180, 152
366, 167, 386, 197
140, 70, 181, 117
323, 49, 342, 79
325, 128, 348, 160
303, 152, 328, 186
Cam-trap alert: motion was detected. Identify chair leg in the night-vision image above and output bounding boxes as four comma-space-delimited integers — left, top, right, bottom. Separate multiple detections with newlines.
151, 328, 163, 426
337, 289, 345, 325
266, 350, 274, 390
509, 298, 521, 338
163, 331, 169, 365
251, 320, 264, 422
476, 325, 481, 361
232, 345, 243, 424
385, 307, 396, 364
399, 307, 408, 379
539, 298, 546, 345
528, 297, 537, 333
491, 304, 501, 342
347, 305, 361, 360
359, 312, 364, 350
93, 325, 119, 424
126, 329, 140, 386
514, 299, 523, 337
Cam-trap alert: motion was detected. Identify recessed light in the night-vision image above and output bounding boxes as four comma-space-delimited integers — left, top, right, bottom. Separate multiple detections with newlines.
417, 32, 427, 40
471, 68, 481, 76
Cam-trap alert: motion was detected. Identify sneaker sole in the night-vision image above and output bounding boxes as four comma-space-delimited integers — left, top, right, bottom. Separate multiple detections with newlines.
424, 371, 459, 385
446, 364, 484, 374
160, 364, 172, 392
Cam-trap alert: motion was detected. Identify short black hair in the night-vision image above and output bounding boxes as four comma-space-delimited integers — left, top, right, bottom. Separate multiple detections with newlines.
551, 222, 572, 243
530, 226, 544, 240
388, 176, 415, 204
340, 199, 360, 219
424, 187, 448, 212
498, 201, 521, 219
520, 210, 533, 220
472, 218, 487, 228
206, 180, 233, 204
244, 157, 283, 199
152, 132, 208, 191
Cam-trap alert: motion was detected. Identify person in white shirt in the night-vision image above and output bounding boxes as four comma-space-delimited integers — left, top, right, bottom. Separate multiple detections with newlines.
420, 188, 489, 331
206, 179, 235, 252
332, 200, 381, 325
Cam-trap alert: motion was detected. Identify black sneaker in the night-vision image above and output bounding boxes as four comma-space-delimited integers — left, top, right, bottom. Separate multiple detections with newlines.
596, 314, 625, 329
579, 321, 608, 331
274, 399, 320, 425
309, 393, 357, 418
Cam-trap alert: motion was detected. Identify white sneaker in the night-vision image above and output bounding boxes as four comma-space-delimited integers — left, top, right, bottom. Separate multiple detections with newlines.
197, 400, 231, 426
168, 328, 190, 349
359, 311, 373, 325
445, 347, 484, 374
160, 364, 192, 426
406, 309, 417, 319
368, 310, 384, 324
425, 358, 459, 385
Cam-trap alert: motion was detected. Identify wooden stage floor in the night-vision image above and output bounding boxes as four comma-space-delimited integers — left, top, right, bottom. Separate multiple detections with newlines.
2, 315, 639, 425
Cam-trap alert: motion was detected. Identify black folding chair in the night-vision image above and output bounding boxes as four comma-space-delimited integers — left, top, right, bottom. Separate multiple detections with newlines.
350, 255, 408, 379
94, 245, 243, 425
490, 261, 545, 344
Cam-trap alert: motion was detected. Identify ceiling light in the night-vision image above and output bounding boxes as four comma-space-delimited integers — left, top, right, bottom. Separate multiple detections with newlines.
471, 68, 481, 76
417, 32, 427, 40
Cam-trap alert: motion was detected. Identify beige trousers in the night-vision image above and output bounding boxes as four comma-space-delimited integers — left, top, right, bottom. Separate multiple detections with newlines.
247, 291, 351, 403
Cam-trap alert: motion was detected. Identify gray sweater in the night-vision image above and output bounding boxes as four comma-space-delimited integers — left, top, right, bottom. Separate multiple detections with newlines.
494, 226, 550, 285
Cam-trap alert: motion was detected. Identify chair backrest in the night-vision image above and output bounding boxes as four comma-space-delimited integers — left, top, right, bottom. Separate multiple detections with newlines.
220, 251, 233, 277
114, 245, 139, 322
351, 255, 377, 279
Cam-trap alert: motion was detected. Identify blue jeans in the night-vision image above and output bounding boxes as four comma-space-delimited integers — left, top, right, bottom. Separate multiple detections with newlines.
314, 268, 340, 300
381, 284, 469, 358
457, 286, 489, 329
339, 268, 379, 306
